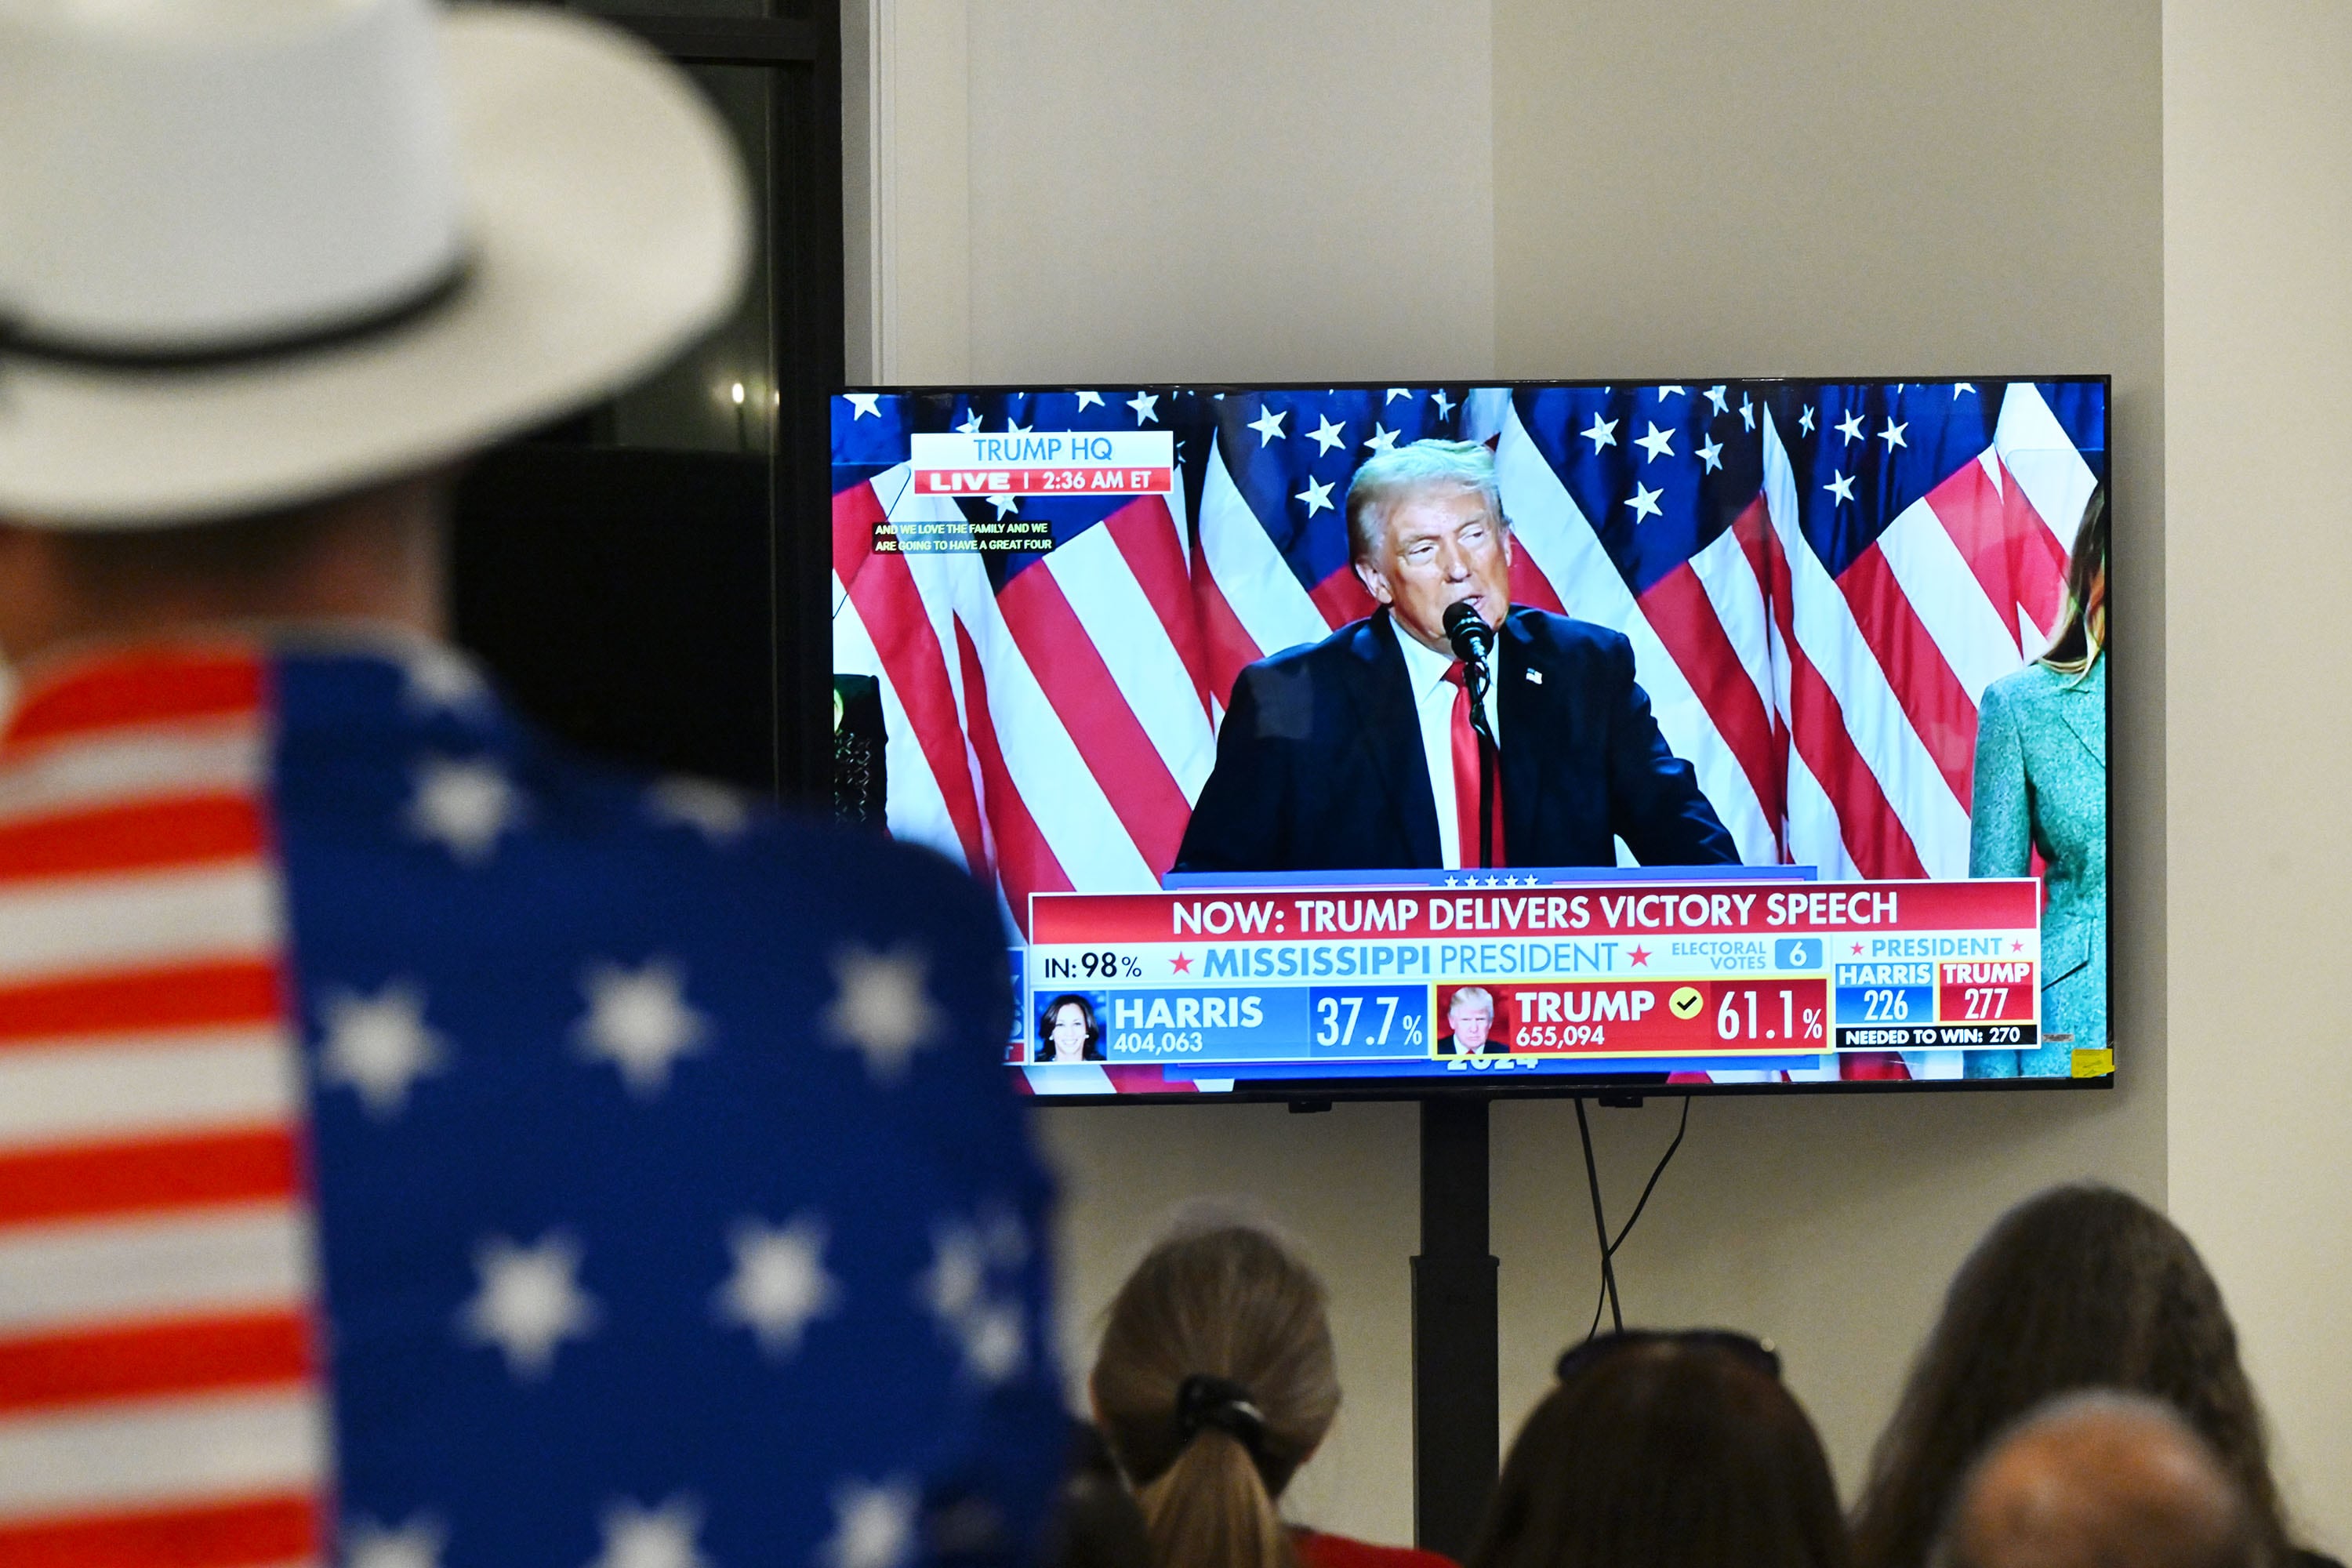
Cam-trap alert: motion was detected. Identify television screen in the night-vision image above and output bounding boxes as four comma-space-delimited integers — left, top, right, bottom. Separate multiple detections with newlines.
830, 379, 2109, 1099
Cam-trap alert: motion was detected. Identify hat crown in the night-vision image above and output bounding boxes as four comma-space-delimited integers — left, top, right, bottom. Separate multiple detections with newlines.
0, 0, 465, 356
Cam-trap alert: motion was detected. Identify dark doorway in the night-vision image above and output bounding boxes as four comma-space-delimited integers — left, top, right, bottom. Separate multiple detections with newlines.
449, 4, 841, 800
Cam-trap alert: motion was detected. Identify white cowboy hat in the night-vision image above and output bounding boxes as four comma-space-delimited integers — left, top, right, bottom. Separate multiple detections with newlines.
0, 0, 750, 528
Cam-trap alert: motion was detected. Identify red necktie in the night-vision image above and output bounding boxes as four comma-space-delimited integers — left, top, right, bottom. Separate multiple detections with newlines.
1443, 661, 1504, 868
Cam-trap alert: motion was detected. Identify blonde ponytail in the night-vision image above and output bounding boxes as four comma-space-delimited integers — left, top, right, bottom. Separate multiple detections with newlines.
1138, 1428, 1297, 1568
1093, 1227, 1341, 1568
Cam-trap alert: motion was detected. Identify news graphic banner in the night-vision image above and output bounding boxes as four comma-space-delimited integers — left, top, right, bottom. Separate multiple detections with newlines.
877, 430, 1179, 554
1022, 877, 2042, 1079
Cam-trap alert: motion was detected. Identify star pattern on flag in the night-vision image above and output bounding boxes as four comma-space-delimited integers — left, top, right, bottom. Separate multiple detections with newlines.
844, 394, 883, 420
347, 1515, 448, 1568
460, 1232, 600, 1379
1634, 422, 1675, 462
401, 647, 491, 716
716, 1215, 840, 1358
955, 409, 984, 434
1429, 389, 1456, 418
1073, 390, 1104, 409
1305, 415, 1347, 455
1878, 418, 1908, 451
1579, 414, 1618, 452
318, 981, 448, 1118
1247, 405, 1287, 445
1704, 384, 1730, 415
647, 777, 753, 842
1799, 403, 1818, 435
1384, 387, 1411, 404
1697, 435, 1724, 474
574, 959, 710, 1097
822, 1479, 919, 1568
405, 757, 525, 865
1296, 476, 1335, 517
590, 1496, 710, 1568
1824, 471, 1857, 504
919, 1225, 983, 1325
1363, 424, 1399, 453
988, 493, 1021, 519
1127, 391, 1160, 423
1836, 408, 1867, 444
1625, 482, 1664, 524
956, 1300, 1027, 1385
919, 1210, 1030, 1385
822, 945, 943, 1083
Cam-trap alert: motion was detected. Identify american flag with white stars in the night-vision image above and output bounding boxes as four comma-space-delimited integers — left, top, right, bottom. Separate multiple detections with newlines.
833, 378, 2104, 1088
0, 638, 1064, 1567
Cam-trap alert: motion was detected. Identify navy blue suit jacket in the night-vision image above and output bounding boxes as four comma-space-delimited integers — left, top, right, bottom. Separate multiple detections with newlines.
1173, 608, 1737, 873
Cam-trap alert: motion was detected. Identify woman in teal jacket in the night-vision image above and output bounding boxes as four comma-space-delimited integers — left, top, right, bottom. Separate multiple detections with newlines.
1967, 487, 2107, 1079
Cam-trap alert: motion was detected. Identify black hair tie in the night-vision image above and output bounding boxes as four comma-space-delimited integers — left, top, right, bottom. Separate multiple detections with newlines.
1176, 1374, 1269, 1461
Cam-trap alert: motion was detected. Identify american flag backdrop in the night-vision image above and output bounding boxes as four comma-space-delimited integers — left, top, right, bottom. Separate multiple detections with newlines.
832, 379, 2106, 941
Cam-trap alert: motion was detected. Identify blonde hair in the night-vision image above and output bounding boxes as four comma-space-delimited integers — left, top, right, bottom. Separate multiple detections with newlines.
1449, 986, 1495, 1019
1092, 1225, 1341, 1568
1345, 438, 1504, 565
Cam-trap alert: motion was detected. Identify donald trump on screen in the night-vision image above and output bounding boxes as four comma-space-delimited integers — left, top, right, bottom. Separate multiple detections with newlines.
1173, 440, 1737, 874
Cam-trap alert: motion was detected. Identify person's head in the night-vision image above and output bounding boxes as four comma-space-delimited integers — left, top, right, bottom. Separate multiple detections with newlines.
0, 0, 744, 658
1447, 986, 1497, 1051
1932, 1391, 2259, 1568
0, 474, 452, 666
2039, 484, 2107, 674
1853, 1185, 2288, 1568
1468, 1334, 1851, 1568
1346, 439, 1512, 655
1091, 1223, 1340, 1568
1042, 995, 1103, 1063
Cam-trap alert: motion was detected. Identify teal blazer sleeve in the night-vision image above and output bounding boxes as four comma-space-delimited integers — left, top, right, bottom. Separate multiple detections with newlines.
1969, 678, 2031, 878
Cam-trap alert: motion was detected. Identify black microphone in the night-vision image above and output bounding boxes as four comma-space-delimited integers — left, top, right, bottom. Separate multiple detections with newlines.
1441, 599, 1501, 869
1443, 599, 1494, 666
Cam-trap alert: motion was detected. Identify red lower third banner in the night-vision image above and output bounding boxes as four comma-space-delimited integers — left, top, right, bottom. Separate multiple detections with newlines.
1021, 876, 2043, 1066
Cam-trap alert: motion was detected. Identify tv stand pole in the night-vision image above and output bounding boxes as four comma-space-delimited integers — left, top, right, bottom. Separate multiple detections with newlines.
1410, 1093, 1498, 1557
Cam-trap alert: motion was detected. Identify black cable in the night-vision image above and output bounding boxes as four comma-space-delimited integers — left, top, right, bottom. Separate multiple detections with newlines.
1573, 1098, 1622, 1335
1581, 1096, 1693, 1344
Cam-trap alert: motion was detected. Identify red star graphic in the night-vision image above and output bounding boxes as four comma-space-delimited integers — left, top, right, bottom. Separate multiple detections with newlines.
1851, 942, 1864, 955
2011, 939, 2024, 953
1628, 946, 1651, 967
1170, 953, 1193, 974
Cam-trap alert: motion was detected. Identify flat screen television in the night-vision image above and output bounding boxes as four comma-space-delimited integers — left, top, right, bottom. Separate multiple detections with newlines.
830, 379, 2110, 1102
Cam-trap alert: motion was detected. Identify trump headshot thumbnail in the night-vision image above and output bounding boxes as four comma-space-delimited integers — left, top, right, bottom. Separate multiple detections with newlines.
1037, 993, 1107, 1063
1173, 439, 1738, 876
1437, 985, 1508, 1056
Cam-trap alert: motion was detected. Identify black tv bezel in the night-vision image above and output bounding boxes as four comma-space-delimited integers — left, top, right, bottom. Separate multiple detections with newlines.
825, 374, 2114, 1107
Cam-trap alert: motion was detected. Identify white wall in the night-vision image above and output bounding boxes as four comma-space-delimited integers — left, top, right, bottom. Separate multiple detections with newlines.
960, 1, 1496, 387
2164, 0, 2352, 1549
844, 0, 2344, 1551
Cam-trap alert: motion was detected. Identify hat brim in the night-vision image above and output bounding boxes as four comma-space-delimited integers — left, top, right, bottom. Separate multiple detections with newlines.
0, 8, 751, 529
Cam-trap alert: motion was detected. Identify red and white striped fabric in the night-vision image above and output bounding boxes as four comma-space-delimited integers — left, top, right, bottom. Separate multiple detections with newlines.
0, 647, 328, 1568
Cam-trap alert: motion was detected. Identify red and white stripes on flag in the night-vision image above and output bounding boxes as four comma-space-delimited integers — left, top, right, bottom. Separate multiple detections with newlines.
0, 651, 328, 1568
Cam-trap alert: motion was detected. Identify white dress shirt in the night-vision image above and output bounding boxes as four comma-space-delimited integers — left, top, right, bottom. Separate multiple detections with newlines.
1395, 626, 1502, 869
